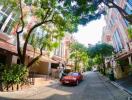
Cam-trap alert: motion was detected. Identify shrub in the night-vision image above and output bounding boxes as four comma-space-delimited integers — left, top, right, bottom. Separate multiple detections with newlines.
2, 64, 29, 85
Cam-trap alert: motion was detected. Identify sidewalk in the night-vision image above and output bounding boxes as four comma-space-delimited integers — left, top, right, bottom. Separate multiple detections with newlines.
113, 76, 132, 95
98, 72, 132, 96
0, 78, 60, 100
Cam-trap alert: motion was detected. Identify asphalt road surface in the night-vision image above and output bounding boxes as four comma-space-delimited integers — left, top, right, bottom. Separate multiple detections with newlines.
45, 72, 131, 100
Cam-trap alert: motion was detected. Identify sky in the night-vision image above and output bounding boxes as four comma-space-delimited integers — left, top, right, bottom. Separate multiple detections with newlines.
73, 16, 106, 47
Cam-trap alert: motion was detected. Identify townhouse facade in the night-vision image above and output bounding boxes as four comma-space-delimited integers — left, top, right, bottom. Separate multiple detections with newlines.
0, 4, 73, 78
50, 33, 74, 78
102, 0, 132, 79
0, 4, 18, 66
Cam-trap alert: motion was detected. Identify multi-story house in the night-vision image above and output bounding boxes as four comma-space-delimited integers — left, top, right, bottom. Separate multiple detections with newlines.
0, 4, 73, 78
102, 0, 132, 79
50, 33, 74, 78
102, 0, 132, 78
0, 4, 18, 66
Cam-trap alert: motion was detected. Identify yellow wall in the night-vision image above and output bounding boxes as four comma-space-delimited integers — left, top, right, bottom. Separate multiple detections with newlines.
30, 61, 49, 75
19, 56, 49, 75
114, 65, 129, 79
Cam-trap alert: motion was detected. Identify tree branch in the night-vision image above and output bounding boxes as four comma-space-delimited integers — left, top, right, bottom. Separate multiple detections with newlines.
22, 19, 53, 64
16, 30, 23, 63
43, 8, 51, 21
108, 1, 132, 24
103, 2, 114, 8
16, 0, 25, 64
27, 45, 44, 68
17, 0, 25, 34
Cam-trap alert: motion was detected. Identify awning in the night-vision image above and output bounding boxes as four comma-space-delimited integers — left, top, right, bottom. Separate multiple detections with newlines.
0, 41, 17, 55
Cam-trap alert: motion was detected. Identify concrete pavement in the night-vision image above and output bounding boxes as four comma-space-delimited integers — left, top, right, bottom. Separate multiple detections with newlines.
0, 71, 131, 100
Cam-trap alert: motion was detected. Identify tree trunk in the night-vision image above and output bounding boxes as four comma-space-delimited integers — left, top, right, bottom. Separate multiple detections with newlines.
75, 60, 77, 71
106, 1, 132, 24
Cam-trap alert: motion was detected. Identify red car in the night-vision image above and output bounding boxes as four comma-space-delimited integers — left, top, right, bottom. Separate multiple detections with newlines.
60, 72, 83, 85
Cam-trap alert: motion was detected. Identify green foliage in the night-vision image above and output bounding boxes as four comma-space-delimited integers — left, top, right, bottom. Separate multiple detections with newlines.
88, 43, 114, 58
128, 25, 132, 39
129, 64, 132, 68
69, 42, 88, 71
87, 43, 113, 74
2, 64, 28, 85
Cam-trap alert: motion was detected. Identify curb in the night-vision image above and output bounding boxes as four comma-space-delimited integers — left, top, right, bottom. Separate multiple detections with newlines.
110, 81, 132, 96
98, 72, 132, 96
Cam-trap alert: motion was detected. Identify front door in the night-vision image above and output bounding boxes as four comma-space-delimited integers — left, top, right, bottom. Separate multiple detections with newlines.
0, 54, 6, 65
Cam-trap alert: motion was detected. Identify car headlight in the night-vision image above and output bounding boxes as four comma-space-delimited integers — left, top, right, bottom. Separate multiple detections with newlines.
72, 78, 77, 81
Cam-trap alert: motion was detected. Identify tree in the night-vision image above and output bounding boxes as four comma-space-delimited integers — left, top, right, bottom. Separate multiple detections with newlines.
1, 0, 78, 68
60, 0, 132, 24
128, 25, 132, 40
88, 43, 114, 75
70, 42, 88, 71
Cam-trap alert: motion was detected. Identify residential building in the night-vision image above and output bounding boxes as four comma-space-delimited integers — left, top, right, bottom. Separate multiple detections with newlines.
102, 0, 132, 79
50, 33, 75, 78
0, 4, 18, 66
0, 4, 60, 77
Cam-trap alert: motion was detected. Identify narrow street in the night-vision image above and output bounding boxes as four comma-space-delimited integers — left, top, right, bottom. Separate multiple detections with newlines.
45, 72, 130, 100
0, 72, 131, 100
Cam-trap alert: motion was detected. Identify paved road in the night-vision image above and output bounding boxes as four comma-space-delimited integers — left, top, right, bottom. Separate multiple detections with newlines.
45, 72, 131, 100
0, 72, 131, 100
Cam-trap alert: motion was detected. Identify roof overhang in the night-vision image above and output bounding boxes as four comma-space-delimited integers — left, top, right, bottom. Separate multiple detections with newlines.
114, 50, 132, 60
0, 41, 17, 55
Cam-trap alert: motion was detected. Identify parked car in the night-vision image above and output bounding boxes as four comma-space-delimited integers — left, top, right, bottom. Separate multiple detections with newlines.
60, 72, 83, 85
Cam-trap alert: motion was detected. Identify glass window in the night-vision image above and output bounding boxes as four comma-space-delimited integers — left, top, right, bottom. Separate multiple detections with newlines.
1, 7, 6, 12
68, 73, 79, 76
127, 0, 132, 7
113, 34, 119, 52
124, 19, 129, 26
0, 6, 17, 34
1, 6, 11, 15
5, 7, 11, 15
125, 5, 132, 14
0, 12, 7, 29
113, 29, 123, 52
4, 19, 14, 34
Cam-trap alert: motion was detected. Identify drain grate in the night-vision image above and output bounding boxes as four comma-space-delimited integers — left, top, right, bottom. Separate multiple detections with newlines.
128, 97, 132, 100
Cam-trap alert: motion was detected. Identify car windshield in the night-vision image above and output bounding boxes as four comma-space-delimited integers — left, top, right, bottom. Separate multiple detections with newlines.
68, 73, 79, 76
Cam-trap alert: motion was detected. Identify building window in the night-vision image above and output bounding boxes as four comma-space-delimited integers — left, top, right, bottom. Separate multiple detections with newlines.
3, 19, 14, 34
1, 6, 11, 15
127, 0, 132, 7
0, 6, 16, 35
125, 5, 132, 14
123, 2, 132, 26
113, 29, 123, 52
0, 12, 7, 29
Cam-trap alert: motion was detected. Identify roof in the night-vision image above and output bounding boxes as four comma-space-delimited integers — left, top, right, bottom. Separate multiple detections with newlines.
114, 50, 132, 60
0, 41, 17, 55
0, 41, 57, 63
